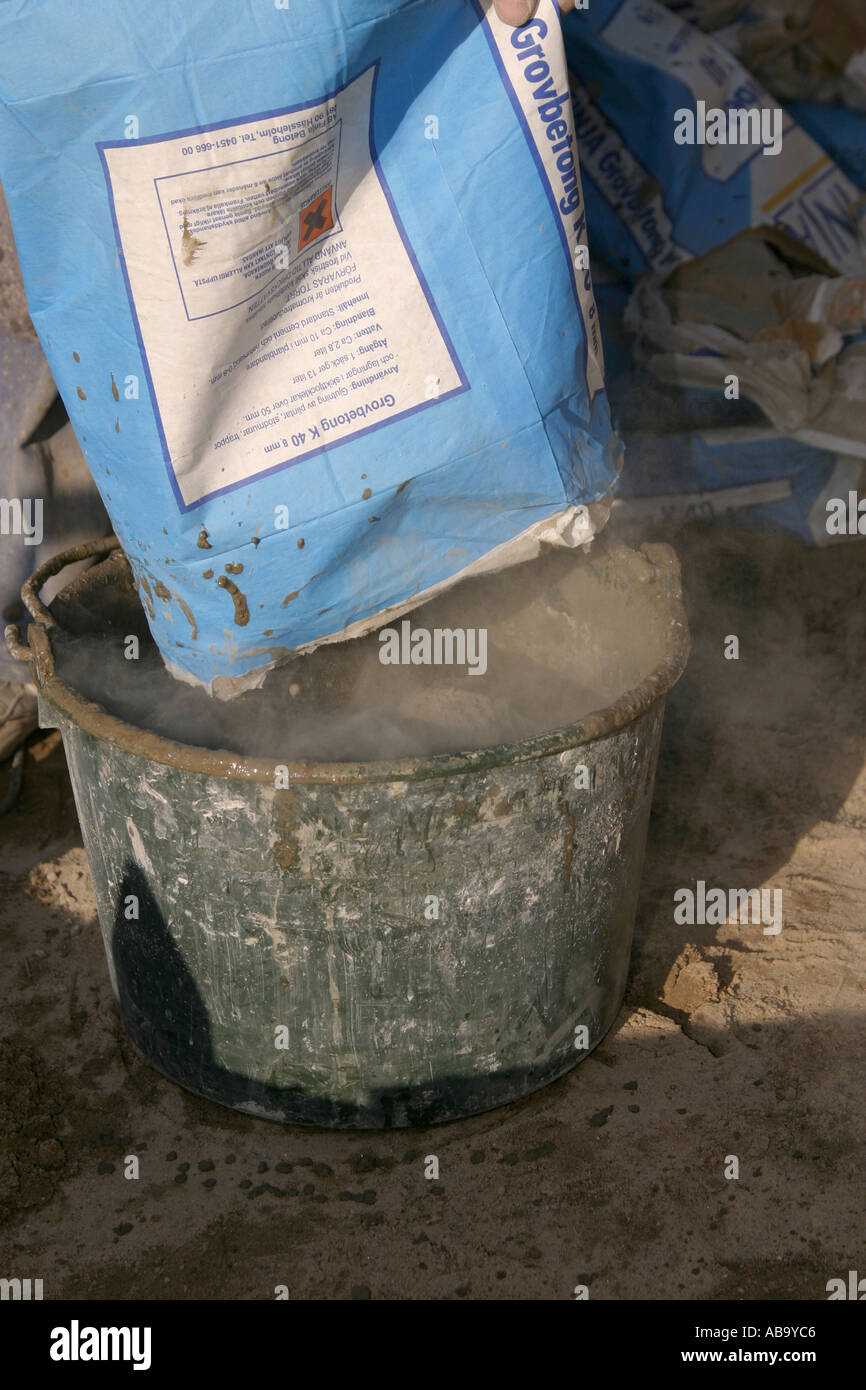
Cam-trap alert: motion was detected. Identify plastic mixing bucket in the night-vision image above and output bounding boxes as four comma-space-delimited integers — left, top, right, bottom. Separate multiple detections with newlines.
6, 534, 689, 1127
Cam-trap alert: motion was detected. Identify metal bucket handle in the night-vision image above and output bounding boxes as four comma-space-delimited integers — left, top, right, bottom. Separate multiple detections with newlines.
4, 535, 121, 670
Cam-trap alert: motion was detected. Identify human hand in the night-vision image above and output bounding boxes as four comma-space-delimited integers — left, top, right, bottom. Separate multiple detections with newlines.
492, 0, 576, 24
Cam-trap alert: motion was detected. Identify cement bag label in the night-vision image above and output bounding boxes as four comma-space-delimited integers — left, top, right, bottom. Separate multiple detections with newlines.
100, 68, 465, 510
0, 0, 619, 695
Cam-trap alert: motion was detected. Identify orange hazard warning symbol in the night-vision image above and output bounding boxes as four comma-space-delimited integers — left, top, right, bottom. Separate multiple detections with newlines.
298, 187, 334, 252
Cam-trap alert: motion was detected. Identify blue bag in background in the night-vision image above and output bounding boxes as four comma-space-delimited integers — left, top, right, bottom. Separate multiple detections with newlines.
562, 0, 866, 282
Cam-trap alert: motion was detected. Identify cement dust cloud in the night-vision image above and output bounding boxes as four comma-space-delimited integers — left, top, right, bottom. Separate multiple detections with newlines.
50, 543, 663, 762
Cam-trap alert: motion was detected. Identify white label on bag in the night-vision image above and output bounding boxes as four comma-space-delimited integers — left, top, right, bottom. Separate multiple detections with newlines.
100, 66, 465, 510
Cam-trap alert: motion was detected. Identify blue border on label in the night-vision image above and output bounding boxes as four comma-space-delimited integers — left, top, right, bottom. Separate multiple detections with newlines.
97, 62, 469, 514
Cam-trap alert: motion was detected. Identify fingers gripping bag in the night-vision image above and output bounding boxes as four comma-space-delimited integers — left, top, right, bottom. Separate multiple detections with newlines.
0, 0, 619, 697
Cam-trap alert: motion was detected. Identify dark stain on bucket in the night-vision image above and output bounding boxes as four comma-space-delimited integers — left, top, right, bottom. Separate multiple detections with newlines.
153, 580, 171, 601
76, 386, 86, 400
110, 373, 120, 402
111, 862, 306, 1115
217, 575, 250, 626
225, 563, 244, 575
197, 529, 212, 550
202, 568, 213, 579
272, 790, 302, 870
493, 788, 525, 816
559, 798, 576, 893
109, 860, 571, 1128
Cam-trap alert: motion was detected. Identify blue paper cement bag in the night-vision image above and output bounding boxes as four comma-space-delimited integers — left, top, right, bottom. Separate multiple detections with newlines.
562, 0, 866, 282
786, 102, 866, 194
0, 0, 616, 695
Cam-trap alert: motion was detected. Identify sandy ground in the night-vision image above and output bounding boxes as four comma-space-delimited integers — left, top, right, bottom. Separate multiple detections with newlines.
0, 516, 863, 1301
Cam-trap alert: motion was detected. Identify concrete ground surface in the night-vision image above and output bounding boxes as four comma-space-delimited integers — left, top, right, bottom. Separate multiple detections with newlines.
0, 516, 863, 1301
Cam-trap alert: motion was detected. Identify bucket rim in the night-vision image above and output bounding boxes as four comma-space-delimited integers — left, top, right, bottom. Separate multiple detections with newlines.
19, 536, 690, 785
